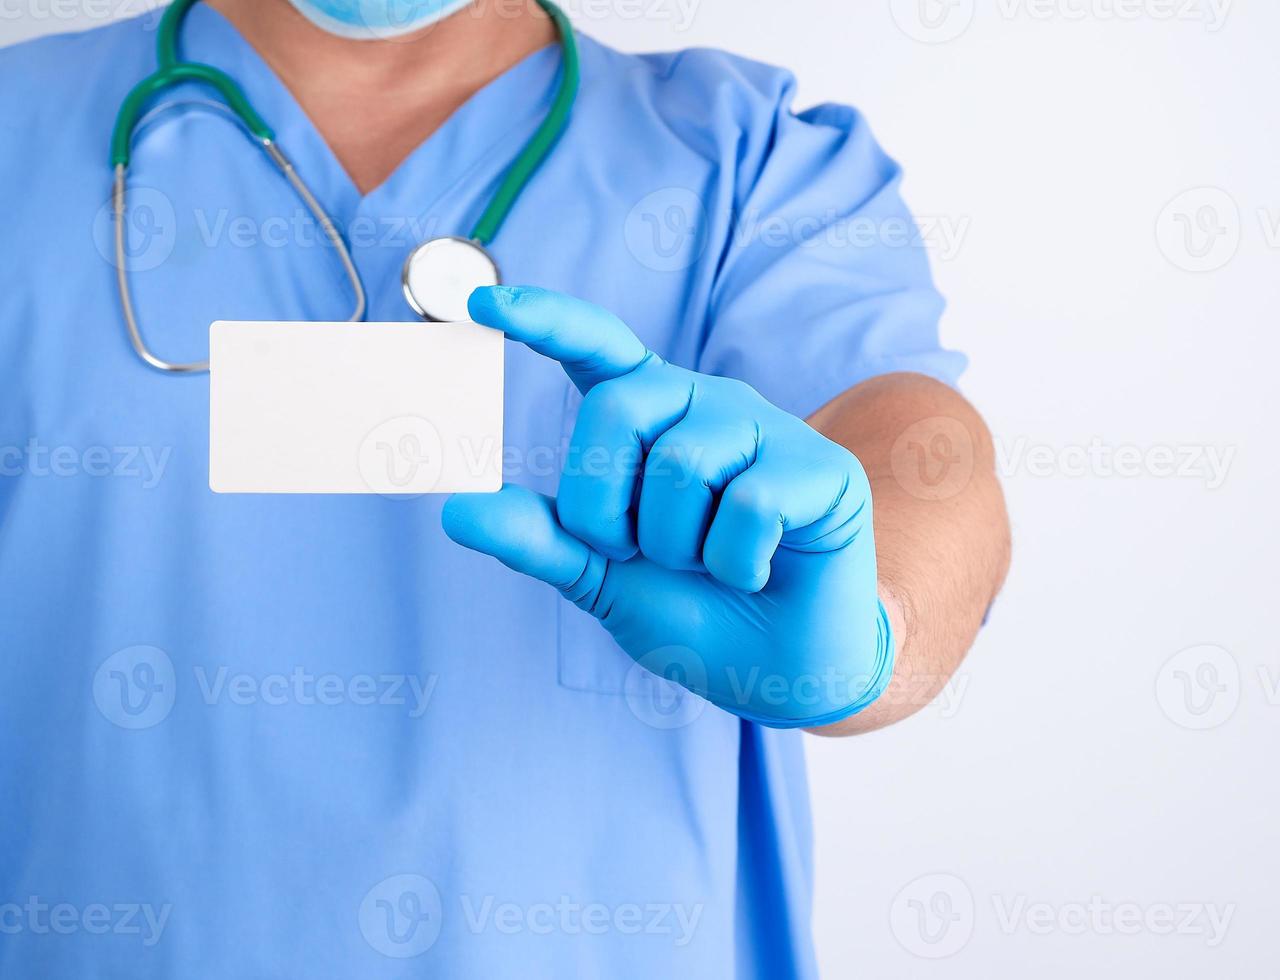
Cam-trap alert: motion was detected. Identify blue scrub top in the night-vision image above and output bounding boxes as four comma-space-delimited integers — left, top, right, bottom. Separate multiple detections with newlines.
0, 8, 964, 978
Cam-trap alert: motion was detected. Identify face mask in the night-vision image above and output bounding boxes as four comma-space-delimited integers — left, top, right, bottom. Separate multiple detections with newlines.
285, 0, 475, 40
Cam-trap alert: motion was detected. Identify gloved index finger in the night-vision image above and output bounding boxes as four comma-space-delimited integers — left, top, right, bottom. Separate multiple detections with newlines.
467, 285, 651, 392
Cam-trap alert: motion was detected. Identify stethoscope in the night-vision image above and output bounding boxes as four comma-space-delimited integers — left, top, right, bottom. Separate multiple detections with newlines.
110, 0, 579, 374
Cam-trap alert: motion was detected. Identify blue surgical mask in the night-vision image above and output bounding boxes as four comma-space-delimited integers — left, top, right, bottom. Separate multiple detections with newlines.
286, 0, 475, 40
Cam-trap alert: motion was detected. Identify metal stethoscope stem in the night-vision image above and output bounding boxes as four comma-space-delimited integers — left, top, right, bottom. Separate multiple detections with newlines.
112, 141, 366, 374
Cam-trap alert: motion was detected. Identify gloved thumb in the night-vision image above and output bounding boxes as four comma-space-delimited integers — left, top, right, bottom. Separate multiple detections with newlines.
441, 485, 608, 611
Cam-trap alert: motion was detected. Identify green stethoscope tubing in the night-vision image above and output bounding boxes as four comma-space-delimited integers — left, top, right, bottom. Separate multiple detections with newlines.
109, 0, 580, 373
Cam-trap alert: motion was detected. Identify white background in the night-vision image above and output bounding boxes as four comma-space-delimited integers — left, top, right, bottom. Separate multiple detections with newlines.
5, 1, 1276, 976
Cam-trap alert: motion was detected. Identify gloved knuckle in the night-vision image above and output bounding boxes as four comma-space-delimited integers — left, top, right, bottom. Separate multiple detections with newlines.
638, 531, 691, 569
704, 552, 755, 592
647, 440, 705, 487
725, 479, 778, 522
707, 374, 758, 403
824, 446, 869, 495
563, 506, 630, 558
558, 502, 595, 543
582, 375, 638, 424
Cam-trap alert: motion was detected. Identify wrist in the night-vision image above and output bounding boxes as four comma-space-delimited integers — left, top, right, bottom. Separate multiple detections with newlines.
748, 598, 896, 730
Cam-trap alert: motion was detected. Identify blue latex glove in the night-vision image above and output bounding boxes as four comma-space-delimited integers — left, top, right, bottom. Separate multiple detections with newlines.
442, 287, 893, 728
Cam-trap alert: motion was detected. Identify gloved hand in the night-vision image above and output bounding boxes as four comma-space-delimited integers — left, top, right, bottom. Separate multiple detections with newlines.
442, 286, 893, 728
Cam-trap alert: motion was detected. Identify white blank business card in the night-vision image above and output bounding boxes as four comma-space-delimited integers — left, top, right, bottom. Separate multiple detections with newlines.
209, 320, 503, 494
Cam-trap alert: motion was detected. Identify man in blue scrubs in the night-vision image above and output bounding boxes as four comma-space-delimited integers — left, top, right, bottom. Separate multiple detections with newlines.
0, 1, 1011, 976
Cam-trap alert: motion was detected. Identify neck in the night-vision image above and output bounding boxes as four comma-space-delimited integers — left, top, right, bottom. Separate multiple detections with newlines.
205, 0, 557, 194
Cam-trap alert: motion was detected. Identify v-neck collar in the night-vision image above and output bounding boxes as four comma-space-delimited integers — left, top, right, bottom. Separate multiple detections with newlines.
179, 3, 566, 225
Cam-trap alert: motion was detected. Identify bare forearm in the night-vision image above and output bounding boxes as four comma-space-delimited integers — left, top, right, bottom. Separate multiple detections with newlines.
806, 372, 1011, 735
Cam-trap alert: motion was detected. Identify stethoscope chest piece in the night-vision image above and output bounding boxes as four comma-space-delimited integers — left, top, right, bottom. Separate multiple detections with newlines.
402, 236, 501, 322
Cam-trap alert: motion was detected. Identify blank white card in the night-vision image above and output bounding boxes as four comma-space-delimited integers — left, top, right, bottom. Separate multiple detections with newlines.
209, 320, 503, 494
